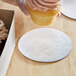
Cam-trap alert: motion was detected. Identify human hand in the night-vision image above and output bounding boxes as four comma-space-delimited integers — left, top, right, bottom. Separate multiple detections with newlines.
2, 0, 29, 15
16, 0, 29, 15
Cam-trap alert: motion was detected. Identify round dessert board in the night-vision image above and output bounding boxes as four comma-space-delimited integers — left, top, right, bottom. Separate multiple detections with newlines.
18, 28, 72, 62
61, 0, 76, 19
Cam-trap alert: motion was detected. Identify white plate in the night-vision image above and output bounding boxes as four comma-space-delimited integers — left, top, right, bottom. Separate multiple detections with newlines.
18, 28, 72, 62
61, 0, 76, 19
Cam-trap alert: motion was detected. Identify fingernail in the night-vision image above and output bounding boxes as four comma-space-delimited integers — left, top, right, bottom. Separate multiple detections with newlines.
16, 0, 23, 4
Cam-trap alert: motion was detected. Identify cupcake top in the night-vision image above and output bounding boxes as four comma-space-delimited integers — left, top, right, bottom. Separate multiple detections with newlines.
0, 19, 8, 43
26, 0, 60, 12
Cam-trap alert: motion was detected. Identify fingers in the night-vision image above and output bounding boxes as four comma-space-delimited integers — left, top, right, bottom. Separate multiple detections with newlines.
16, 0, 30, 15
18, 3, 30, 15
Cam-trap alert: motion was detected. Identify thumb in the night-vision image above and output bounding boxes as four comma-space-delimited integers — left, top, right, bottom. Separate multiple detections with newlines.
16, 0, 30, 15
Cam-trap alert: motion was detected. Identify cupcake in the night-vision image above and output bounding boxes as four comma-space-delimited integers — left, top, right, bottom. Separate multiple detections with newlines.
26, 0, 61, 26
0, 19, 8, 43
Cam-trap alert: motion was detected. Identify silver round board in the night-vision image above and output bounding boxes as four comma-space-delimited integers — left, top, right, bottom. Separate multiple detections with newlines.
18, 28, 72, 62
61, 0, 76, 19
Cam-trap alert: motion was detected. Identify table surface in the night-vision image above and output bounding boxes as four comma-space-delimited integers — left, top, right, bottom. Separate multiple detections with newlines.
0, 1, 76, 76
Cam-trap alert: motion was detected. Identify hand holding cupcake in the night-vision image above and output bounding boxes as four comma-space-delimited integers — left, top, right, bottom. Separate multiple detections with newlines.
15, 0, 61, 26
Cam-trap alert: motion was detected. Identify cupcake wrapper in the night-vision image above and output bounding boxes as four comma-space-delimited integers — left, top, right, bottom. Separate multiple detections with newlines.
31, 14, 57, 26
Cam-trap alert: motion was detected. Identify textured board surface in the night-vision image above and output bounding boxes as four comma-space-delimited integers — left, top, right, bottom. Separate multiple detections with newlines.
61, 0, 76, 19
18, 28, 72, 62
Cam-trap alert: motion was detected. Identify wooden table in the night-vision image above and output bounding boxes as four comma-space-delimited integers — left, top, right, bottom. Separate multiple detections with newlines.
0, 1, 76, 76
